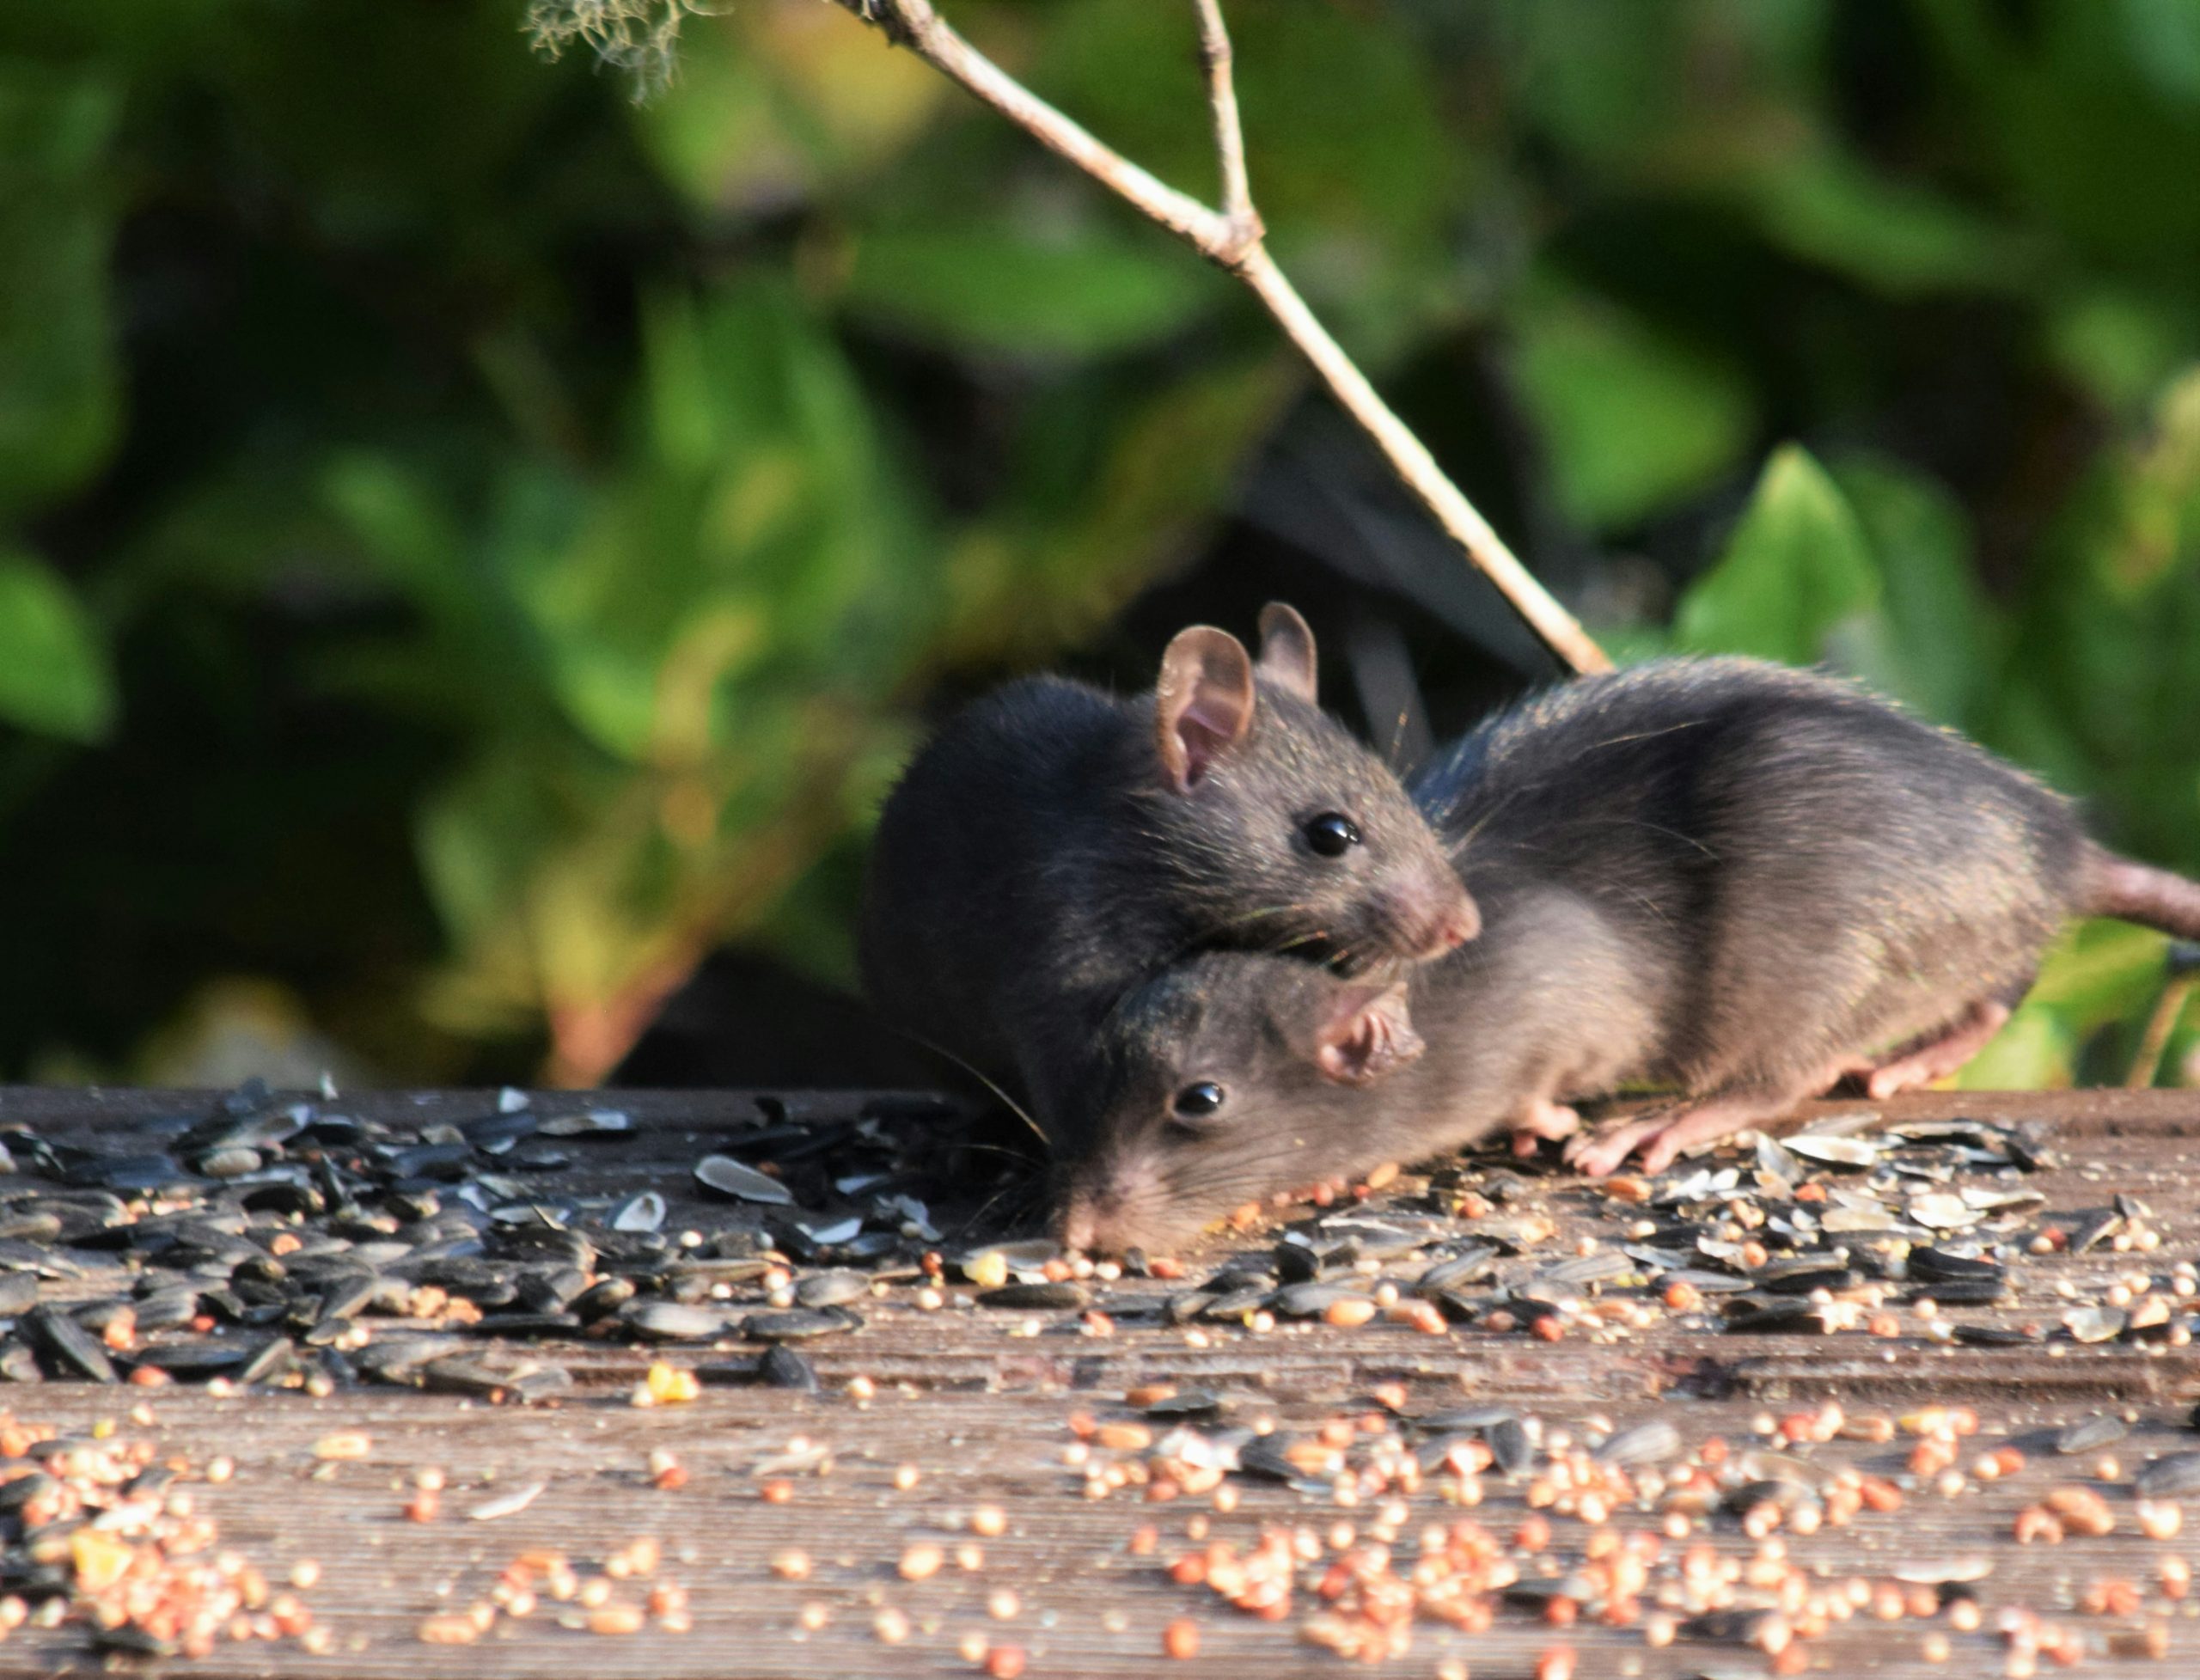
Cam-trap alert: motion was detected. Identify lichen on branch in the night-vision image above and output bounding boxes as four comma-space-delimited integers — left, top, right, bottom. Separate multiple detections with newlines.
522, 0, 718, 99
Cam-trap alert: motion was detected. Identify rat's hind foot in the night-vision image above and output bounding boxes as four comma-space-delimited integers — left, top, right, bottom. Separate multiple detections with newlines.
1507, 1097, 1582, 1158
1564, 1090, 1808, 1178
1861, 1000, 2010, 1098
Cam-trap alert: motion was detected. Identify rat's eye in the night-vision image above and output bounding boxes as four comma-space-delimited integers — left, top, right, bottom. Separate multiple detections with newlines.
1172, 1081, 1226, 1119
1303, 812, 1361, 858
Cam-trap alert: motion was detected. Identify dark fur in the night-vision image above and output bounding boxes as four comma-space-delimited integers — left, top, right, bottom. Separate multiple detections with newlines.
1058, 881, 1647, 1254
1060, 656, 2200, 1252
1416, 657, 2087, 1100
859, 661, 1472, 1154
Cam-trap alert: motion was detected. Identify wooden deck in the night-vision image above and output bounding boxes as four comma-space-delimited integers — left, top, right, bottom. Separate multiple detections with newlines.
7, 1086, 2200, 1677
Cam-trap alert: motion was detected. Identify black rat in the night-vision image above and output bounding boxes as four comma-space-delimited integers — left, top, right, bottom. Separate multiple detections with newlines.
858, 602, 1478, 1153
1056, 877, 1649, 1255
1059, 656, 2200, 1254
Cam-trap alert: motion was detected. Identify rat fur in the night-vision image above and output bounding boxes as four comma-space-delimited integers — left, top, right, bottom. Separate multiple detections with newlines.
1059, 656, 2200, 1252
859, 603, 1476, 1153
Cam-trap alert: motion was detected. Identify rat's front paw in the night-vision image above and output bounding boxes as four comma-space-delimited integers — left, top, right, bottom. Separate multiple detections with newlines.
1508, 1097, 1582, 1158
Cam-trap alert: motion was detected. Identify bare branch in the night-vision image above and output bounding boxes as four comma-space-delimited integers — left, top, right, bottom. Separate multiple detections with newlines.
827, 0, 1612, 675
1193, 0, 1258, 258
833, 0, 1231, 257
1235, 250, 1613, 675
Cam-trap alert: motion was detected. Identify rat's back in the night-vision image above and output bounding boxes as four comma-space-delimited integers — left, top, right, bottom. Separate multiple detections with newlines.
859, 675, 1129, 1084
1419, 657, 2086, 1089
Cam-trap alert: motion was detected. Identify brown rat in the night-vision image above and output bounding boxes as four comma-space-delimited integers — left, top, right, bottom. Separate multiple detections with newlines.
1059, 656, 2200, 1251
858, 603, 1477, 1154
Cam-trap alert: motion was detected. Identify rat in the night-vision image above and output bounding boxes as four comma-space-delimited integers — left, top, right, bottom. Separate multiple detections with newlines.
858, 602, 1479, 1153
1057, 656, 2200, 1252
1416, 656, 2200, 1176
1055, 876, 1653, 1256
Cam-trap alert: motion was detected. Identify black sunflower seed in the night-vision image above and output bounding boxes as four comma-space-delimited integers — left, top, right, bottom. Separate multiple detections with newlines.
743, 1309, 858, 1342
978, 1282, 1087, 1310
23, 1304, 115, 1383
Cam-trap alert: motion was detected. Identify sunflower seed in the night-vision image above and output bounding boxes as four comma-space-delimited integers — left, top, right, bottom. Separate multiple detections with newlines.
468, 1481, 546, 1521
2063, 1304, 2127, 1344
2137, 1452, 2200, 1500
608, 1192, 665, 1233
24, 1304, 115, 1382
743, 1309, 857, 1343
978, 1282, 1087, 1310
693, 1157, 794, 1205
1487, 1416, 1533, 1477
795, 1271, 870, 1309
621, 1301, 730, 1342
1593, 1420, 1681, 1467
2057, 1415, 2129, 1455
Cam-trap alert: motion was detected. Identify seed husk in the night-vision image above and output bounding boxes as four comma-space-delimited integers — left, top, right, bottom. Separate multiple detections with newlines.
743, 1309, 858, 1343
1593, 1420, 1681, 1467
23, 1304, 116, 1383
978, 1282, 1087, 1310
795, 1271, 870, 1309
2057, 1414, 2130, 1455
693, 1157, 794, 1206
2137, 1451, 2200, 1500
621, 1301, 731, 1343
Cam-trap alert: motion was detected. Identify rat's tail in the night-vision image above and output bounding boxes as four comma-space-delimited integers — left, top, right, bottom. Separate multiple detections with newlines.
2079, 844, 2200, 939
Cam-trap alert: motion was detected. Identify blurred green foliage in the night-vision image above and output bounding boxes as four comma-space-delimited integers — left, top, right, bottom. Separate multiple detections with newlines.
0, 0, 2194, 1089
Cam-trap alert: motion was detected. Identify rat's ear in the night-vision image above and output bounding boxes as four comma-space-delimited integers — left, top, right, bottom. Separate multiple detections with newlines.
1311, 981, 1425, 1087
1255, 602, 1318, 706
1155, 626, 1256, 792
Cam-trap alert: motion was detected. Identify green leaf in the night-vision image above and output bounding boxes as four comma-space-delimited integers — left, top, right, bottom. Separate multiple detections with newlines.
636, 4, 940, 209
841, 223, 1221, 360
2045, 290, 2196, 413
1955, 1000, 2074, 1089
1675, 445, 1880, 666
1747, 145, 2020, 296
0, 551, 118, 742
942, 357, 1297, 661
1511, 282, 1756, 534
1961, 920, 2175, 1089
1828, 454, 1995, 725
0, 64, 123, 518
1921, 1, 2200, 284
501, 278, 933, 765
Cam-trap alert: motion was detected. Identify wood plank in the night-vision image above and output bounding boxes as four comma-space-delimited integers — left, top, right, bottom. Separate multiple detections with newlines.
0, 1086, 2197, 1677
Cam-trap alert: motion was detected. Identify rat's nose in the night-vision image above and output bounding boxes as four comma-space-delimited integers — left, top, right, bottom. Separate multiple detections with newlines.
1384, 883, 1480, 960
1419, 897, 1481, 956
1058, 1200, 1097, 1255
1437, 903, 1480, 948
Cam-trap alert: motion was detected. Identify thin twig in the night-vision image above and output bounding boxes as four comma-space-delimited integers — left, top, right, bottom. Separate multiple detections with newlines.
1233, 247, 1611, 673
840, 0, 1228, 254
827, 0, 1612, 675
1192, 0, 1256, 250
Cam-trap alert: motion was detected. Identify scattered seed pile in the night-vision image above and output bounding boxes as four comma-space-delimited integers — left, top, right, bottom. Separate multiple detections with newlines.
0, 1081, 1026, 1400
5, 1084, 2200, 1674
0, 1409, 322, 1661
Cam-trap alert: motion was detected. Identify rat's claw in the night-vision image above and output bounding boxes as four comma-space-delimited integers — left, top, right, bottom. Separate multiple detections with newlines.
1634, 1129, 1688, 1176
1563, 1126, 1649, 1177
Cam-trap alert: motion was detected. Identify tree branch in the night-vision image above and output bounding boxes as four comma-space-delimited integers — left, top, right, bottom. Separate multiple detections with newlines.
829, 0, 1612, 676
1193, 0, 1256, 253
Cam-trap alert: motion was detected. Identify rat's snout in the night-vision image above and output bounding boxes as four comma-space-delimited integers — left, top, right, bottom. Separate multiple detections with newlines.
1377, 876, 1482, 961
1427, 900, 1480, 953
1056, 1154, 1175, 1257
1058, 1191, 1102, 1256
